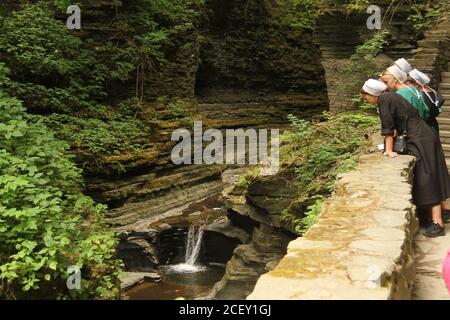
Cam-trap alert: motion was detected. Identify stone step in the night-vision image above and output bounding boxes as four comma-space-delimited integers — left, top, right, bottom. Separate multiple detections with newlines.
439, 124, 450, 131
417, 39, 445, 48
412, 53, 440, 60
440, 130, 450, 138
439, 83, 450, 90
438, 117, 450, 125
440, 137, 450, 145
442, 143, 450, 153
408, 59, 437, 68
438, 89, 450, 95
411, 47, 441, 55
439, 108, 450, 117
424, 27, 450, 35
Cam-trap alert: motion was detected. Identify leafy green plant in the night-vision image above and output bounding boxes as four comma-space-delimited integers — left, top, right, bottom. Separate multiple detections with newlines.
353, 93, 377, 111
280, 111, 378, 234
0, 65, 122, 300
0, 3, 113, 113
299, 196, 324, 236
233, 167, 261, 194
281, 0, 320, 30
42, 114, 152, 172
351, 29, 391, 63
408, 1, 442, 32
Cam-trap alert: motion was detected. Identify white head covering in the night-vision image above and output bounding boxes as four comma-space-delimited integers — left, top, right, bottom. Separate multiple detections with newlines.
387, 65, 408, 83
409, 69, 430, 86
362, 79, 388, 96
395, 58, 413, 74
409, 69, 438, 106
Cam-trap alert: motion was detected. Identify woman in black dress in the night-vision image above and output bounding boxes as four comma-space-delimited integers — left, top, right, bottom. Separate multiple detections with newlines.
361, 79, 450, 237
408, 69, 450, 223
409, 69, 445, 135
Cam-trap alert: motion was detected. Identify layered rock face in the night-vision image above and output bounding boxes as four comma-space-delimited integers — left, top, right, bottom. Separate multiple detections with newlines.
205, 168, 297, 299
81, 0, 328, 231
314, 5, 424, 114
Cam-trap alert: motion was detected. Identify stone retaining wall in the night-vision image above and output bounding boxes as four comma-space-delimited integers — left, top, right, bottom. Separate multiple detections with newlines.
247, 153, 419, 300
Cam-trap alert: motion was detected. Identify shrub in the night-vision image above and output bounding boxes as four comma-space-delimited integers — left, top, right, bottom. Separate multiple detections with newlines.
0, 65, 122, 299
280, 111, 378, 234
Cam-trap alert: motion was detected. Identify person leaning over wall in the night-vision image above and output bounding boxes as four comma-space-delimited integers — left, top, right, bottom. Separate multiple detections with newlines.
409, 68, 445, 136
361, 79, 450, 238
379, 59, 450, 226
380, 65, 430, 121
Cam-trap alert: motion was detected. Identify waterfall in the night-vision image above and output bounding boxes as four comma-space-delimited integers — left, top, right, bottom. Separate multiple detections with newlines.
185, 224, 204, 266
169, 224, 206, 273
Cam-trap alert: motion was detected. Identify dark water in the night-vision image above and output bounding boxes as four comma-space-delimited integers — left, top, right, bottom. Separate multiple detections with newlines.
125, 263, 225, 300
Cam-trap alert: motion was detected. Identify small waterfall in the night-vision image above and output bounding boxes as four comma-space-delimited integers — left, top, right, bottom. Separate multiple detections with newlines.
185, 225, 204, 266
169, 225, 206, 273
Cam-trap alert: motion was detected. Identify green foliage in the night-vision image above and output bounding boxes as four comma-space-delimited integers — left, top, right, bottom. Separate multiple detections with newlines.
0, 3, 113, 113
408, 1, 442, 31
233, 167, 261, 194
286, 114, 313, 140
281, 0, 320, 30
340, 29, 391, 88
352, 29, 391, 63
110, 0, 204, 101
42, 114, 152, 172
299, 196, 324, 235
280, 111, 378, 235
0, 78, 122, 299
353, 93, 377, 111
343, 0, 371, 13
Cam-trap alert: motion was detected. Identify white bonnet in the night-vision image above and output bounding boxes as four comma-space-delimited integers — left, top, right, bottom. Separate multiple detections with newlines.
362, 79, 388, 96
386, 65, 408, 83
395, 58, 413, 74
409, 69, 431, 86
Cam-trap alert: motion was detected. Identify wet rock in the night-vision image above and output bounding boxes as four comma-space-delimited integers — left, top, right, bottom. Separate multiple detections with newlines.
117, 235, 159, 272
120, 272, 161, 291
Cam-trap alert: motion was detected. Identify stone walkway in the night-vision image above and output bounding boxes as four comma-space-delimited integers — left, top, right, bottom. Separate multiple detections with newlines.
412, 223, 450, 300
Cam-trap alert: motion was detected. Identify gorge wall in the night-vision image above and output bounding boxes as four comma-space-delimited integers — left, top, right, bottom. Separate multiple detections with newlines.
80, 0, 328, 232
314, 3, 427, 114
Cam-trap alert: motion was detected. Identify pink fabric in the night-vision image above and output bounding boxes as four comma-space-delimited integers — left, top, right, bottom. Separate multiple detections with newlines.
444, 249, 450, 295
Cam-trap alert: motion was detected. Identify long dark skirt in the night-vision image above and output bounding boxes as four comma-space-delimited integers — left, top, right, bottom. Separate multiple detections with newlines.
407, 117, 450, 206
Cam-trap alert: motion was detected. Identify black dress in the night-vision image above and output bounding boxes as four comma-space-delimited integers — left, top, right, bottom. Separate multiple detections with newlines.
423, 90, 445, 135
378, 92, 450, 207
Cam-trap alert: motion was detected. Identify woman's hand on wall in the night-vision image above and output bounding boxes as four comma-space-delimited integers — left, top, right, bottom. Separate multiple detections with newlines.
383, 151, 398, 158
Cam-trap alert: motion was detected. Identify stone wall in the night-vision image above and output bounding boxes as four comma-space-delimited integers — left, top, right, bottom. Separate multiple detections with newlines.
247, 148, 419, 300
